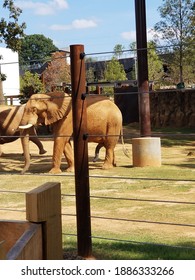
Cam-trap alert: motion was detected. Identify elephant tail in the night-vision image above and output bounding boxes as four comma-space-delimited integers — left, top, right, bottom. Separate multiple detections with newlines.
120, 129, 131, 158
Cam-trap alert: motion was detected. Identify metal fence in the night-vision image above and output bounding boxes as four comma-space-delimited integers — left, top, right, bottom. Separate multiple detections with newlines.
0, 44, 195, 259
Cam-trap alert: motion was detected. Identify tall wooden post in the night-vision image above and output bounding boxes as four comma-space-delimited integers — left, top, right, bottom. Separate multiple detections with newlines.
133, 0, 161, 168
70, 44, 92, 258
135, 0, 151, 136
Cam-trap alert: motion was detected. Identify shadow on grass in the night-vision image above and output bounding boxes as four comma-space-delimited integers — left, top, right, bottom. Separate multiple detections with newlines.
63, 238, 195, 260
161, 138, 194, 147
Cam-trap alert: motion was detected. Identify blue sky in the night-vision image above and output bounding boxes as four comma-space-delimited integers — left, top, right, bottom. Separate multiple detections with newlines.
2, 0, 163, 54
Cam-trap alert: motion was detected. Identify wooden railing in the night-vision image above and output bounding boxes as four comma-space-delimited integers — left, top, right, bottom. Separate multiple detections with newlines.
0, 182, 63, 260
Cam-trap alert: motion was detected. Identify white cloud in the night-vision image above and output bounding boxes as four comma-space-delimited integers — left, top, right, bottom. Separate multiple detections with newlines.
72, 19, 97, 29
121, 31, 136, 41
121, 28, 158, 42
50, 19, 98, 31
53, 0, 68, 9
15, 0, 68, 15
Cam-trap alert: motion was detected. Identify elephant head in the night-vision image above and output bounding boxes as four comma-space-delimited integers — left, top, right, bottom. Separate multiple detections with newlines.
19, 91, 72, 129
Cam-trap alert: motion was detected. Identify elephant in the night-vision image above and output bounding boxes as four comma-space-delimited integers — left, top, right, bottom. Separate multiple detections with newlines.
93, 143, 104, 162
19, 91, 123, 174
0, 104, 46, 173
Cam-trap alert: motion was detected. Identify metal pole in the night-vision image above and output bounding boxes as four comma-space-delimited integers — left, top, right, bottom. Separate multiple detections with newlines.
135, 0, 151, 136
70, 44, 92, 258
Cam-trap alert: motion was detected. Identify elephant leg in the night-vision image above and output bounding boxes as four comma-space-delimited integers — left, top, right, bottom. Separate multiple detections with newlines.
93, 143, 104, 162
49, 136, 67, 174
30, 136, 47, 154
102, 146, 116, 169
29, 127, 47, 154
63, 141, 74, 172
20, 130, 30, 174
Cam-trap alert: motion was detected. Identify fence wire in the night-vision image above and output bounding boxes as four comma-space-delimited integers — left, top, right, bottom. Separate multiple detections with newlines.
0, 162, 194, 253
0, 44, 195, 257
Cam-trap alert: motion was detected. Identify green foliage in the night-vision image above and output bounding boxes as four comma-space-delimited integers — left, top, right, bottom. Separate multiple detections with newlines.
104, 57, 127, 81
19, 34, 58, 67
129, 41, 164, 85
154, 0, 195, 84
0, 0, 26, 51
147, 41, 164, 87
20, 71, 45, 103
113, 44, 125, 58
86, 67, 96, 83
103, 57, 127, 95
86, 67, 96, 91
0, 0, 26, 104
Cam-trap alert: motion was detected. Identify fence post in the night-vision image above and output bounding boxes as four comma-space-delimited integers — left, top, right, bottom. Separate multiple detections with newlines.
133, 0, 161, 167
70, 44, 92, 258
26, 182, 63, 260
135, 0, 151, 137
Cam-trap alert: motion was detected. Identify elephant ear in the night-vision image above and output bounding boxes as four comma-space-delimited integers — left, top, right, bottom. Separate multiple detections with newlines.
44, 91, 72, 125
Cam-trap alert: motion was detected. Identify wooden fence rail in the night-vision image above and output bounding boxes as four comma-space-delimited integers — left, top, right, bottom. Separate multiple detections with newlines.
0, 182, 62, 260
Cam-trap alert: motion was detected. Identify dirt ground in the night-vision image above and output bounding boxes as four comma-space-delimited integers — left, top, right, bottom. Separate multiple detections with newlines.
0, 138, 133, 173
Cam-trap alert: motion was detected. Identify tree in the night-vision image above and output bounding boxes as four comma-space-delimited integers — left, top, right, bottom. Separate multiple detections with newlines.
0, 0, 26, 50
19, 34, 58, 68
183, 1, 195, 85
154, 0, 194, 84
113, 44, 125, 58
104, 57, 127, 95
147, 41, 164, 85
20, 71, 45, 103
104, 57, 127, 81
42, 51, 71, 91
0, 0, 26, 103
129, 41, 164, 84
86, 67, 96, 92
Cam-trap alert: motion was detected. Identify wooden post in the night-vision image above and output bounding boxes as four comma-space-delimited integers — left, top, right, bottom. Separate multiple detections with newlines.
70, 44, 92, 258
135, 0, 151, 137
26, 182, 63, 260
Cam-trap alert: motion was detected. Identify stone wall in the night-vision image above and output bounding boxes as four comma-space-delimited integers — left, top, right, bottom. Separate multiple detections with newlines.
150, 89, 195, 128
114, 87, 195, 128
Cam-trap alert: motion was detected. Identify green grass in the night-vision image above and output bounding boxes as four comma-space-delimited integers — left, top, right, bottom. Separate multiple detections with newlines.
63, 238, 195, 260
0, 128, 195, 259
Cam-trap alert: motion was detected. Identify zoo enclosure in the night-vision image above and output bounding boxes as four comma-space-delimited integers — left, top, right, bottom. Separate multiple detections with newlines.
0, 42, 195, 258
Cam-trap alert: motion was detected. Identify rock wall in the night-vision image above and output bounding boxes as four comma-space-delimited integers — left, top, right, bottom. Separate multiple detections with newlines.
150, 89, 195, 128
114, 87, 195, 128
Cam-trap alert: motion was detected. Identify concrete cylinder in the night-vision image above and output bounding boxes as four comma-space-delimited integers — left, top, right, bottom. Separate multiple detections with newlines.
132, 137, 161, 167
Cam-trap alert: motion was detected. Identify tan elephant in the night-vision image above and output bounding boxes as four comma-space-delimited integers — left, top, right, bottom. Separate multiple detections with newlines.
0, 104, 46, 173
19, 91, 123, 174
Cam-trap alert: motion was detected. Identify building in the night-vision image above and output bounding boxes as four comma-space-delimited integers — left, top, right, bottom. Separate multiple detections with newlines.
85, 57, 135, 81
0, 47, 20, 105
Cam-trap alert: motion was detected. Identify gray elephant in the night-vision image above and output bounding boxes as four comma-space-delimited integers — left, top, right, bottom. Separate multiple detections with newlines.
19, 91, 123, 174
0, 104, 46, 173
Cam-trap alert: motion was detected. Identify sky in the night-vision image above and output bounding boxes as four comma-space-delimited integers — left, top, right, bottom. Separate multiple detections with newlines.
1, 0, 163, 55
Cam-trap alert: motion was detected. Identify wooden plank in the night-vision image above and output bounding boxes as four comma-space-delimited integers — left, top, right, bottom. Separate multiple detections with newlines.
0, 241, 6, 260
7, 224, 42, 260
26, 182, 63, 260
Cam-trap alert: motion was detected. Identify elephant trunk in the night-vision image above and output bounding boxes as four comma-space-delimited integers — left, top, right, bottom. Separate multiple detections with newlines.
20, 130, 30, 174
